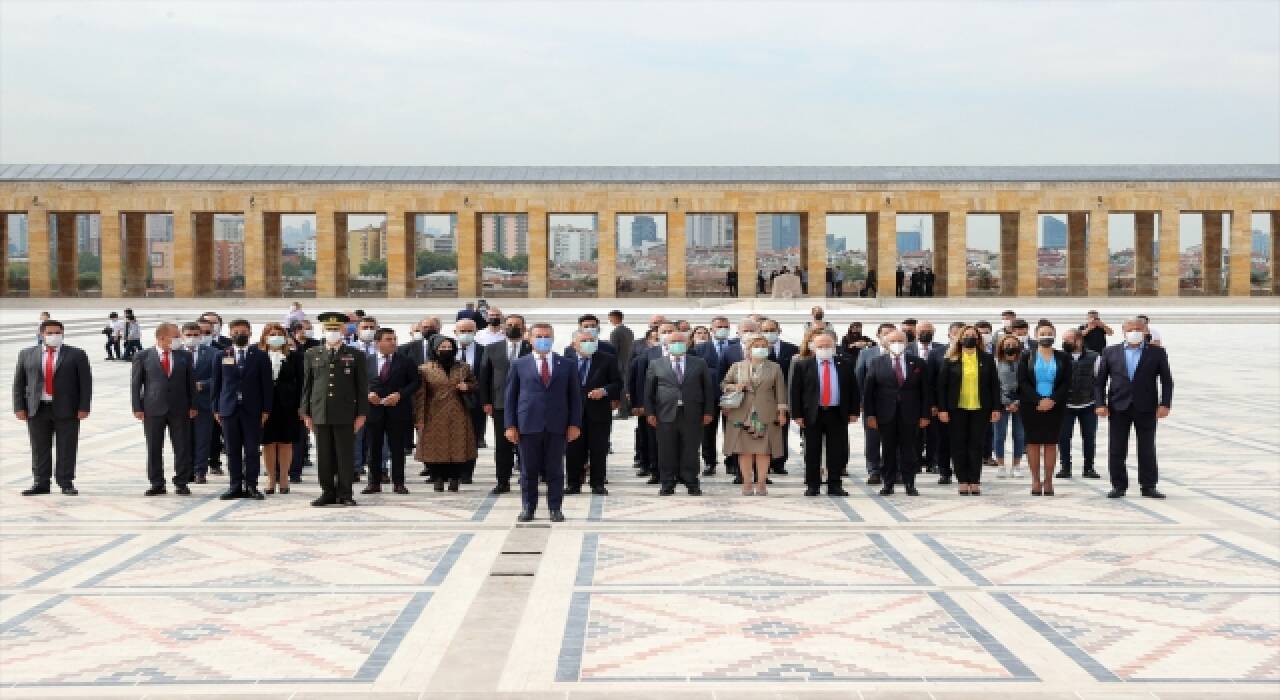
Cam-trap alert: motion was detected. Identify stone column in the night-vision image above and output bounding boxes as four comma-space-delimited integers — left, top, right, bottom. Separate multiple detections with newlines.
100, 211, 121, 297
1087, 209, 1110, 296
806, 210, 826, 297
527, 207, 547, 298
735, 212, 757, 298
28, 210, 51, 296
315, 205, 338, 298
456, 211, 478, 298
1134, 211, 1156, 296
1067, 212, 1087, 296
244, 208, 267, 297
55, 214, 78, 296
172, 209, 194, 297
1202, 212, 1223, 295
193, 213, 214, 296
947, 210, 968, 297
123, 212, 148, 297
597, 211, 617, 297
386, 207, 411, 298
1016, 208, 1038, 296
263, 212, 282, 297
1228, 208, 1252, 296
667, 212, 687, 297
998, 212, 1018, 296
1156, 208, 1180, 297
932, 212, 949, 297
1272, 211, 1280, 296
334, 212, 349, 297
878, 210, 897, 295
0, 214, 7, 296
866, 213, 879, 285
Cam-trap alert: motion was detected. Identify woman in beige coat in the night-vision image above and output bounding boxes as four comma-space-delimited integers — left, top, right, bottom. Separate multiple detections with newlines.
414, 335, 478, 492
721, 333, 788, 496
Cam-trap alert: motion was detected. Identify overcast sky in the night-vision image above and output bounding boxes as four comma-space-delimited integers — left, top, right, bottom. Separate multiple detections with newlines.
2, 0, 1277, 165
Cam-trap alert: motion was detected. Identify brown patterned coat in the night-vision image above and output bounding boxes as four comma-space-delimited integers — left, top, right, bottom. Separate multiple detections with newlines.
413, 361, 478, 464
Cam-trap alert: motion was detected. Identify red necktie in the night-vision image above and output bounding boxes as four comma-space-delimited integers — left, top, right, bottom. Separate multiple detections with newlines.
821, 360, 832, 406
162, 349, 171, 377
540, 356, 550, 386
896, 356, 906, 386
44, 347, 55, 398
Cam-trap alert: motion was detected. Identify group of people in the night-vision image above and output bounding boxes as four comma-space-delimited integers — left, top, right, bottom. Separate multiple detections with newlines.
13, 302, 1174, 520
896, 265, 936, 297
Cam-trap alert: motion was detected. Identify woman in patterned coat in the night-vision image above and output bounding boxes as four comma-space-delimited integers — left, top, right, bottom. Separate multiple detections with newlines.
414, 335, 478, 492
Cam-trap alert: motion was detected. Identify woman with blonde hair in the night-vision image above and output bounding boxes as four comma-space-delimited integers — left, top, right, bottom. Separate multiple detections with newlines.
936, 324, 1001, 495
258, 322, 303, 494
720, 333, 788, 496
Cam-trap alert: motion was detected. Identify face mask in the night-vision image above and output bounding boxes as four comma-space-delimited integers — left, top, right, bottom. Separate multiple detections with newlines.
919, 332, 934, 344
1125, 330, 1144, 345
981, 333, 993, 346
578, 341, 598, 355
201, 334, 214, 346
212, 323, 222, 336
659, 332, 672, 346
532, 337, 554, 354
325, 330, 344, 344
412, 331, 423, 341
232, 334, 250, 347
488, 317, 501, 327
962, 337, 978, 349
425, 329, 439, 340
43, 333, 64, 347
582, 326, 599, 338
813, 312, 824, 321
888, 342, 906, 356
1002, 320, 1013, 330
1004, 347, 1019, 357
814, 347, 835, 361
668, 341, 687, 356
1062, 341, 1076, 354
1037, 336, 1055, 348
457, 332, 475, 346
506, 326, 523, 340
713, 327, 730, 340
167, 337, 184, 352
904, 330, 916, 343
182, 336, 200, 348
437, 349, 456, 367
750, 346, 770, 360
305, 329, 316, 339
763, 331, 780, 344
267, 336, 287, 348
358, 329, 376, 342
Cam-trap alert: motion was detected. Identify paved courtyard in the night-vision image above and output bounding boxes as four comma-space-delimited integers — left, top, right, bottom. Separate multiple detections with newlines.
0, 302, 1277, 699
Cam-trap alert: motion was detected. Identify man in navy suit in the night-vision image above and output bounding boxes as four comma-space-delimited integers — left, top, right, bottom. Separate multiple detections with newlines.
182, 322, 217, 484
569, 314, 617, 356
862, 330, 932, 496
691, 315, 733, 476
564, 330, 621, 495
362, 328, 420, 494
210, 319, 273, 500
132, 323, 198, 496
1096, 318, 1174, 499
505, 322, 582, 522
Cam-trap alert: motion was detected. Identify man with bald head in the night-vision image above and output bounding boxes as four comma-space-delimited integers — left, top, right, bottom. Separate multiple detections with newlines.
862, 329, 931, 496
644, 331, 716, 496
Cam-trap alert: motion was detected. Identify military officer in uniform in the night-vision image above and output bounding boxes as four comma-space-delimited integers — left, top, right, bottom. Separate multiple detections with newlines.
301, 312, 368, 506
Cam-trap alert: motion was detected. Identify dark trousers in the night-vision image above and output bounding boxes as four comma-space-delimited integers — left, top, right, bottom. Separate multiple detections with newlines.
315, 422, 355, 501
656, 409, 701, 488
517, 430, 567, 513
566, 418, 611, 489
700, 414, 718, 468
769, 426, 790, 473
365, 418, 409, 486
27, 407, 79, 487
863, 421, 882, 475
1059, 405, 1098, 471
1108, 407, 1159, 491
221, 409, 262, 490
878, 414, 920, 487
803, 408, 849, 488
210, 417, 224, 467
463, 406, 485, 481
635, 419, 658, 471
930, 415, 952, 478
949, 408, 987, 484
289, 430, 308, 480
145, 413, 193, 488
192, 408, 213, 475
493, 409, 517, 485
105, 336, 119, 359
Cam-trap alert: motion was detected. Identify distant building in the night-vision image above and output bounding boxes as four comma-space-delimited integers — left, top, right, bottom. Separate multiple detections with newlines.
481, 214, 528, 257
1042, 215, 1068, 249
688, 214, 732, 248
897, 228, 922, 254
551, 224, 598, 263
826, 233, 846, 254
630, 215, 659, 249
348, 222, 385, 277
1253, 229, 1271, 255
757, 214, 800, 251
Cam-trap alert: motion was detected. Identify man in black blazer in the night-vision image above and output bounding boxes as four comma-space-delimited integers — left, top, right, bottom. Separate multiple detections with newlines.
789, 330, 860, 496
210, 319, 274, 500
862, 330, 932, 496
454, 318, 488, 481
478, 314, 530, 494
1095, 318, 1174, 499
13, 320, 92, 495
565, 331, 622, 495
644, 332, 716, 495
132, 322, 198, 495
761, 318, 798, 475
628, 322, 673, 483
691, 316, 733, 476
362, 329, 420, 494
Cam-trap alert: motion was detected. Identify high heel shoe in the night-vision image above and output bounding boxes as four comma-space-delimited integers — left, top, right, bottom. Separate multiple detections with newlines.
1031, 486, 1042, 496
958, 484, 970, 495
754, 483, 768, 496
280, 486, 290, 494
742, 483, 754, 496
264, 485, 276, 495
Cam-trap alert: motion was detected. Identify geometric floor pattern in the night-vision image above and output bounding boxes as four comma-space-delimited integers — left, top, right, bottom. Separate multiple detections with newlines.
1, 307, 1277, 698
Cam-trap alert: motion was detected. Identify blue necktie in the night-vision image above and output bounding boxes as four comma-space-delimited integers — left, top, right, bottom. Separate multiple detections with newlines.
579, 358, 589, 384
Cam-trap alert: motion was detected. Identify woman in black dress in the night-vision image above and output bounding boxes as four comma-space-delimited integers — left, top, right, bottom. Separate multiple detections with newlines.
260, 322, 303, 494
1017, 321, 1070, 496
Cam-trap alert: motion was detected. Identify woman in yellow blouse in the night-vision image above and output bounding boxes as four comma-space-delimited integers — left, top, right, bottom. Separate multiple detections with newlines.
936, 325, 1002, 495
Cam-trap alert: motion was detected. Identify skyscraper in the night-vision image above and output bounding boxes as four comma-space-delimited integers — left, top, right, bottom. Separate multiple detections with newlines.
630, 215, 658, 249
1042, 215, 1068, 249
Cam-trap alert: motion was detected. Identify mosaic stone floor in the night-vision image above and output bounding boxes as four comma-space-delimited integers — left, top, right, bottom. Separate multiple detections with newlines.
0, 309, 1276, 698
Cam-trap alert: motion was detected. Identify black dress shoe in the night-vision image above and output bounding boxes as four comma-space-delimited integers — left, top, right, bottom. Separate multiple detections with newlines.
461, 477, 473, 485
645, 475, 661, 485
195, 475, 207, 484
420, 468, 431, 477
1140, 487, 1166, 499
393, 485, 410, 495
491, 483, 511, 495
146, 486, 169, 496
381, 473, 391, 484
1082, 468, 1101, 479
591, 486, 608, 495
878, 486, 895, 496
433, 480, 445, 492
1107, 489, 1125, 498
361, 485, 382, 495
828, 488, 850, 497
771, 467, 789, 475
635, 468, 651, 477
564, 485, 582, 495
447, 479, 460, 492
765, 478, 774, 485
289, 476, 302, 483
245, 487, 265, 500
209, 466, 225, 476
732, 475, 744, 485
174, 485, 192, 496
353, 473, 362, 483
1055, 469, 1072, 478
517, 510, 534, 522
687, 486, 703, 496
866, 475, 882, 485
905, 486, 920, 496
804, 487, 820, 497
937, 476, 953, 485
61, 486, 78, 496
659, 485, 675, 496
701, 466, 716, 477
550, 510, 565, 522
339, 498, 358, 506
219, 489, 244, 500
21, 485, 50, 496
311, 497, 335, 507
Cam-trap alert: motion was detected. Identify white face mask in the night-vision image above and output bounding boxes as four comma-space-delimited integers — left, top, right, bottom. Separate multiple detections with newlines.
659, 333, 672, 346
412, 331, 423, 341
814, 347, 836, 361
582, 326, 599, 338
182, 335, 200, 348
305, 329, 316, 339
981, 333, 993, 347
763, 331, 780, 344
713, 327, 730, 340
888, 342, 906, 356
1125, 330, 1144, 345
325, 330, 344, 344
358, 329, 376, 342
211, 323, 222, 336
750, 347, 770, 360
578, 340, 598, 355
457, 332, 475, 346
201, 334, 214, 346
168, 338, 184, 352
267, 335, 287, 348
43, 334, 64, 348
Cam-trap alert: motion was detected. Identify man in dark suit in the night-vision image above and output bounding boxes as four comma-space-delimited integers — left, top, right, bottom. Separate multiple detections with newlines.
628, 322, 674, 483
132, 322, 198, 496
479, 314, 529, 494
569, 314, 616, 355
362, 328, 420, 495
184, 322, 218, 484
454, 318, 488, 480
895, 266, 905, 296
505, 323, 582, 522
288, 320, 319, 482
863, 330, 932, 496
926, 322, 964, 484
790, 330, 860, 496
644, 331, 716, 496
913, 321, 948, 475
565, 330, 622, 495
13, 319, 92, 496
1095, 318, 1174, 499
691, 316, 732, 476
198, 315, 227, 476
211, 319, 273, 501
607, 310, 633, 418
760, 318, 798, 475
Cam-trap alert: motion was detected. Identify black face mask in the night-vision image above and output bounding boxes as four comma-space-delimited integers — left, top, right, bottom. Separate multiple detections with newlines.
1003, 347, 1019, 356
1062, 341, 1076, 354
904, 330, 916, 343
488, 317, 501, 327
813, 313, 824, 321
962, 337, 978, 349
1037, 337, 1055, 348
919, 332, 934, 344
424, 329, 439, 340
1143, 333, 1152, 344
506, 326, 523, 340
232, 334, 250, 347
436, 349, 456, 369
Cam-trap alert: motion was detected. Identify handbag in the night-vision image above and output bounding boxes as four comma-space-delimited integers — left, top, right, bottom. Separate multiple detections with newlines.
719, 363, 745, 409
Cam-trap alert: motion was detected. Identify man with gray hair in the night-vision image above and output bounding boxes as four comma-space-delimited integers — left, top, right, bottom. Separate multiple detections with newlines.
644, 331, 716, 495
